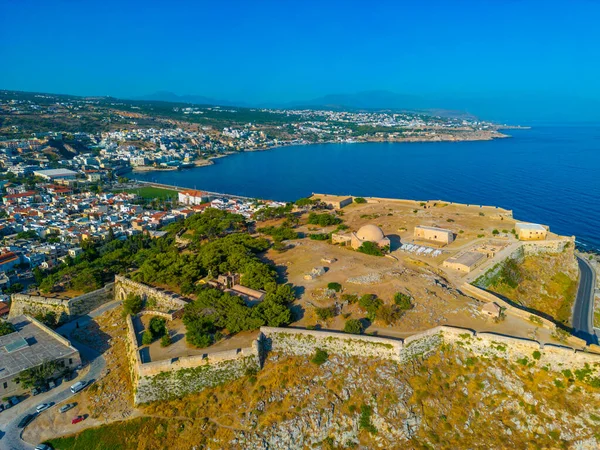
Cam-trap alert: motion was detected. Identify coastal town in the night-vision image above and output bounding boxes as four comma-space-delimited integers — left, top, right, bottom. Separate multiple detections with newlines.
0, 89, 599, 450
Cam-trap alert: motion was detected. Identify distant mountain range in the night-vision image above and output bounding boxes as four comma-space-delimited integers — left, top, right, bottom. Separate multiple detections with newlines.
131, 91, 246, 107
132, 90, 475, 119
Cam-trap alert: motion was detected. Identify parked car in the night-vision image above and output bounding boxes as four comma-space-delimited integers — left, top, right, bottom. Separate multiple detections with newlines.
0, 404, 4, 412
63, 372, 74, 382
9, 397, 19, 406
32, 387, 40, 396
36, 403, 51, 413
18, 414, 35, 428
35, 445, 52, 450
48, 380, 56, 389
71, 415, 85, 425
59, 403, 76, 414
70, 381, 86, 394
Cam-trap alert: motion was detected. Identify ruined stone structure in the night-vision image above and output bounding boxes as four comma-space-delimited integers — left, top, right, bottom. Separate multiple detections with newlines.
9, 283, 115, 324
126, 321, 600, 404
114, 275, 188, 318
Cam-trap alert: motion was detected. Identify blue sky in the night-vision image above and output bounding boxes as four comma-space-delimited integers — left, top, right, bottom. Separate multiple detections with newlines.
1, 0, 599, 121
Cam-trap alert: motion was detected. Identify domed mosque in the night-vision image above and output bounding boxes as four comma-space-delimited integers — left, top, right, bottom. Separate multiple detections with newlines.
350, 224, 390, 250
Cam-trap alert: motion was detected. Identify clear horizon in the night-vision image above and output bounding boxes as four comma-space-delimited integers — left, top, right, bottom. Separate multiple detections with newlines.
2, 0, 600, 121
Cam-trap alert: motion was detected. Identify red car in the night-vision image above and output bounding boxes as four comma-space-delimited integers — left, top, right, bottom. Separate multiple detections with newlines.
71, 415, 85, 424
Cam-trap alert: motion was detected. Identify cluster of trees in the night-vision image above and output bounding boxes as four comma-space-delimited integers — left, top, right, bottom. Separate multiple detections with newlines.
15, 361, 58, 389
357, 241, 384, 256
133, 233, 275, 294
252, 203, 293, 221
183, 285, 294, 348
307, 213, 342, 227
37, 233, 162, 294
166, 208, 247, 244
0, 321, 16, 336
142, 316, 169, 346
354, 197, 367, 204
257, 225, 298, 242
295, 198, 315, 207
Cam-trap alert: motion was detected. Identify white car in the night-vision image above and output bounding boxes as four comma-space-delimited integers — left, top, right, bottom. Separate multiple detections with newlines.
35, 445, 52, 450
70, 381, 87, 394
36, 403, 51, 413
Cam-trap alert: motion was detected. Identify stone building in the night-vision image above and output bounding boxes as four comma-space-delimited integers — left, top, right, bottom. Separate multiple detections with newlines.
515, 222, 548, 241
350, 224, 390, 250
442, 251, 486, 273
414, 225, 455, 245
0, 315, 81, 396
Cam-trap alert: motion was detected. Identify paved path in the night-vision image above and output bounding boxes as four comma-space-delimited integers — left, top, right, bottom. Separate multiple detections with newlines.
572, 255, 598, 345
0, 300, 122, 450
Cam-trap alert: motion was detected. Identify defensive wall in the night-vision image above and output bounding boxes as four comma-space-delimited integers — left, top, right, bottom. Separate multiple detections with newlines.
125, 321, 600, 404
114, 275, 188, 318
9, 283, 115, 324
312, 193, 514, 219
125, 314, 260, 404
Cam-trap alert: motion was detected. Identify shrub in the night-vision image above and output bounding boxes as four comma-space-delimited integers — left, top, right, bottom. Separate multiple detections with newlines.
311, 348, 329, 365
309, 233, 330, 241
142, 330, 153, 345
358, 294, 382, 320
492, 229, 499, 235
149, 316, 167, 338
295, 197, 314, 207
0, 321, 16, 336
532, 350, 541, 360
359, 404, 377, 434
160, 334, 172, 347
378, 304, 402, 325
123, 294, 143, 315
394, 292, 413, 310
315, 306, 336, 321
344, 319, 364, 334
341, 294, 358, 304
354, 197, 367, 204
357, 241, 383, 256
327, 282, 342, 292
307, 213, 342, 227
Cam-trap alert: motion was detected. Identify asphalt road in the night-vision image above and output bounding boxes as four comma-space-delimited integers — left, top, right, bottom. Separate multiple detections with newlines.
0, 300, 121, 450
572, 255, 598, 345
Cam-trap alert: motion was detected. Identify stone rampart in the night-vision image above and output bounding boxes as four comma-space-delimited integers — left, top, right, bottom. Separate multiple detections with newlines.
125, 323, 600, 405
260, 326, 403, 360
125, 313, 260, 404
9, 283, 115, 324
114, 275, 188, 314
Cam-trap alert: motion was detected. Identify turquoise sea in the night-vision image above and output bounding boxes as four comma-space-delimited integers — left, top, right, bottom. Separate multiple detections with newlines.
134, 125, 600, 251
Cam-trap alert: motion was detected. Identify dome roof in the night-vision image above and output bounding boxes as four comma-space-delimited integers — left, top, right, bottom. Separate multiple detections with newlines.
356, 224, 385, 242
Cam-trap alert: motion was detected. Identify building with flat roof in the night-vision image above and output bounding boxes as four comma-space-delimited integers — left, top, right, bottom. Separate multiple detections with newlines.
33, 168, 78, 181
443, 251, 486, 273
0, 315, 81, 396
515, 223, 548, 241
414, 225, 455, 245
312, 193, 353, 209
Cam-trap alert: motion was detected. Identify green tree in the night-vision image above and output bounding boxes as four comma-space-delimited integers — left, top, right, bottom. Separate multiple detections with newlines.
344, 319, 364, 334
0, 321, 16, 336
160, 333, 172, 347
311, 348, 329, 365
327, 282, 342, 292
149, 316, 167, 338
357, 241, 383, 256
185, 317, 216, 348
394, 292, 413, 310
123, 294, 143, 315
15, 361, 58, 388
141, 330, 153, 345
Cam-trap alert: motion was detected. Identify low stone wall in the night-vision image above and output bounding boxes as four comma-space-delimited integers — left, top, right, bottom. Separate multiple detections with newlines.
522, 238, 574, 255
68, 283, 114, 317
114, 275, 188, 314
125, 313, 260, 404
9, 283, 115, 324
260, 326, 403, 360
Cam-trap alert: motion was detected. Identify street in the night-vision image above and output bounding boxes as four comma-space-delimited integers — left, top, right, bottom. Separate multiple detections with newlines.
572, 255, 598, 345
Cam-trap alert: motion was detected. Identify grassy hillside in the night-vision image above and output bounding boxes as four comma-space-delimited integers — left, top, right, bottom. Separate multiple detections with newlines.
48, 341, 600, 450
481, 251, 578, 325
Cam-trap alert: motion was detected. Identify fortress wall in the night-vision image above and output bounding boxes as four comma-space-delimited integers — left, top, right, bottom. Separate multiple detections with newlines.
259, 326, 403, 360
9, 284, 115, 324
9, 293, 71, 323
114, 275, 188, 314
68, 283, 114, 317
522, 238, 574, 255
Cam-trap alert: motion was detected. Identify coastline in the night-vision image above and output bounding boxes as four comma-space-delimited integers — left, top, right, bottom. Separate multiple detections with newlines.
133, 129, 511, 174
